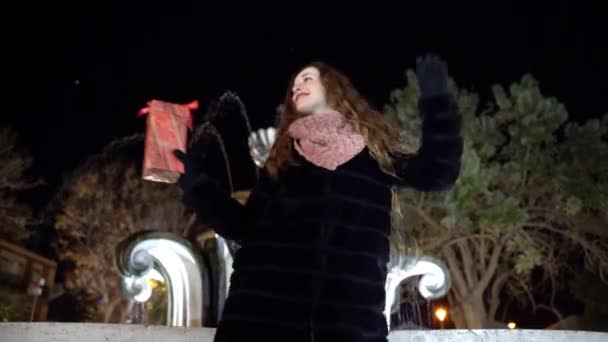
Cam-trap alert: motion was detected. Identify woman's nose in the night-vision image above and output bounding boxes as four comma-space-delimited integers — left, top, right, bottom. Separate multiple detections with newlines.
292, 83, 301, 93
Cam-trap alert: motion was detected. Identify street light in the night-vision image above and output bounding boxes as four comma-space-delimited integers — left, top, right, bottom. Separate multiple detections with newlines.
507, 321, 517, 329
434, 307, 447, 329
28, 277, 46, 322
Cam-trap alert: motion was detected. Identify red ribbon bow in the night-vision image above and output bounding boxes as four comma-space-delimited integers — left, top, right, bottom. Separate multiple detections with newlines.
137, 99, 199, 129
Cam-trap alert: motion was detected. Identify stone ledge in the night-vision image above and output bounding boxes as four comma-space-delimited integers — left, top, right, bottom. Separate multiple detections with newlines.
1, 323, 607, 342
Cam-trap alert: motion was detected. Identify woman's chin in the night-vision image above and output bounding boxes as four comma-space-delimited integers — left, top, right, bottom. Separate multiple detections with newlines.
296, 107, 314, 115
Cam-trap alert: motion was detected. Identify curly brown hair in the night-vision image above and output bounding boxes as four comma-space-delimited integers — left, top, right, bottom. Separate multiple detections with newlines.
265, 61, 416, 177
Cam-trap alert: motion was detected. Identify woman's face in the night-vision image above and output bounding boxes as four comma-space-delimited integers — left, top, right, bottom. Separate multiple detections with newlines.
291, 66, 333, 115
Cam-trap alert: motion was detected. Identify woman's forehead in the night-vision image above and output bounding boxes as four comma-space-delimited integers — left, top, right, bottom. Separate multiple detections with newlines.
295, 66, 320, 79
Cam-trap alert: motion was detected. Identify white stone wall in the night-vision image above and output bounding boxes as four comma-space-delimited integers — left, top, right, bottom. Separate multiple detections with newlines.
1, 323, 607, 342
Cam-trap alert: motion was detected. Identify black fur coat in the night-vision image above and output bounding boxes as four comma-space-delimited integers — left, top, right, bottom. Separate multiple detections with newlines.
182, 94, 463, 342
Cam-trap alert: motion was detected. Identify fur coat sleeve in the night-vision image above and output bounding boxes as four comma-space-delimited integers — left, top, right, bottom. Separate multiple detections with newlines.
391, 94, 463, 191
180, 169, 274, 243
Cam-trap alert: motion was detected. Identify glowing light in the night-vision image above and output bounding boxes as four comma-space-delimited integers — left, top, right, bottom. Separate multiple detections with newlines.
435, 307, 448, 322
508, 321, 516, 329
148, 268, 165, 282
127, 276, 152, 303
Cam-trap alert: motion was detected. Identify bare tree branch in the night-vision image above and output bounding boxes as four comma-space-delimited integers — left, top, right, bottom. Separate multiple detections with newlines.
560, 212, 608, 238
473, 241, 504, 297
480, 227, 487, 274
182, 212, 197, 237
458, 239, 477, 289
536, 304, 564, 323
54, 161, 196, 320
417, 192, 426, 210
403, 203, 448, 233
489, 272, 510, 319
442, 245, 469, 296
443, 233, 497, 249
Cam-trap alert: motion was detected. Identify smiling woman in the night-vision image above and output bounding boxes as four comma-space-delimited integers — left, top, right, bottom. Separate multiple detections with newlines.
291, 67, 333, 115
174, 55, 464, 342
265, 61, 420, 178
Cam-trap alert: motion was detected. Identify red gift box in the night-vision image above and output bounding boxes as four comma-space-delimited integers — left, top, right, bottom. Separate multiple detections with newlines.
138, 99, 198, 183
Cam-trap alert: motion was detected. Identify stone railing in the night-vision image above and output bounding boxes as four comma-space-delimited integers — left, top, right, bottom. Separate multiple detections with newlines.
2, 323, 608, 342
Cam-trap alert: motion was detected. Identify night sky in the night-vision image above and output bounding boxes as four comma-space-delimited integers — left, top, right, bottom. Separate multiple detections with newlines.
4, 1, 607, 209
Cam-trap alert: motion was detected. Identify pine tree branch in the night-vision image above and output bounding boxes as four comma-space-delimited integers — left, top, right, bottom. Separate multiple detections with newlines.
518, 146, 531, 194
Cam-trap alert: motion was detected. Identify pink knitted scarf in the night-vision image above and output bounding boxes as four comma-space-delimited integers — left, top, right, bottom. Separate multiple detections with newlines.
287, 111, 366, 170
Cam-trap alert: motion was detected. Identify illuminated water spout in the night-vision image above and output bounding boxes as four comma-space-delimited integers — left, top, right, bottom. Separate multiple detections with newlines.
116, 231, 205, 327
384, 255, 451, 328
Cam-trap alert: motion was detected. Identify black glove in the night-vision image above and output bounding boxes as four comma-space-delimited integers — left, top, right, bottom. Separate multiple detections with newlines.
416, 54, 449, 99
173, 149, 248, 241
173, 149, 207, 195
